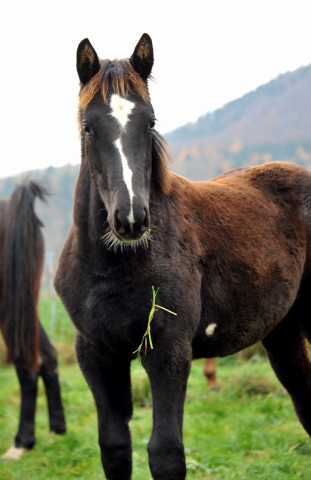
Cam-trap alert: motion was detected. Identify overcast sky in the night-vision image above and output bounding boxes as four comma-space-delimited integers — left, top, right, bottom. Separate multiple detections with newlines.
0, 0, 310, 179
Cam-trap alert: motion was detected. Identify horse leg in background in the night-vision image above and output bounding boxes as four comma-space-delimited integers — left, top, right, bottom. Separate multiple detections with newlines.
1, 327, 66, 461
143, 343, 192, 480
38, 324, 66, 435
1, 366, 39, 460
262, 300, 311, 436
75, 333, 133, 480
203, 357, 218, 388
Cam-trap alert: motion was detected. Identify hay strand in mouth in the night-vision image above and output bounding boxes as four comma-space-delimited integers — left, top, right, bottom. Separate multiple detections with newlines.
133, 286, 177, 361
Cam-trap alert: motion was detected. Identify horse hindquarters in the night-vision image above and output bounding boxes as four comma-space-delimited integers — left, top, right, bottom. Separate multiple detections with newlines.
262, 300, 311, 436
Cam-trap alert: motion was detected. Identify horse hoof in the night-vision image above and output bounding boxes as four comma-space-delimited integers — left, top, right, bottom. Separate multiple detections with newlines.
210, 382, 221, 391
1, 445, 28, 460
51, 426, 66, 435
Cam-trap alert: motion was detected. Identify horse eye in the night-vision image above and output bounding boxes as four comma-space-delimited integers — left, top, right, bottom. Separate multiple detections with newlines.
149, 117, 156, 129
82, 122, 92, 135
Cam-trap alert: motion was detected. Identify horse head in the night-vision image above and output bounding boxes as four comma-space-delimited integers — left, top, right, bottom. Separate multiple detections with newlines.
77, 34, 162, 251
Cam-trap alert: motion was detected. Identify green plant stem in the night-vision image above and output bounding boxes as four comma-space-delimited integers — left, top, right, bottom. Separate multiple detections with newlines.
133, 286, 176, 361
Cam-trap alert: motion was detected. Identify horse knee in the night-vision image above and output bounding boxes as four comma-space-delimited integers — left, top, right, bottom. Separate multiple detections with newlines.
147, 438, 186, 480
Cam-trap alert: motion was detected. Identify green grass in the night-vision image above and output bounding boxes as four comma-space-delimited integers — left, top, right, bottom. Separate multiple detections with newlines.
1, 295, 311, 479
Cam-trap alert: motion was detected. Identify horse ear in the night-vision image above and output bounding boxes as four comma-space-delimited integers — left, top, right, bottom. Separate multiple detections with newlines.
77, 38, 101, 84
130, 33, 154, 79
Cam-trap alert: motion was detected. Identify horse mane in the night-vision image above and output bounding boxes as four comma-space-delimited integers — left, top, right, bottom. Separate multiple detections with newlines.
1, 180, 48, 369
151, 130, 171, 194
78, 58, 172, 194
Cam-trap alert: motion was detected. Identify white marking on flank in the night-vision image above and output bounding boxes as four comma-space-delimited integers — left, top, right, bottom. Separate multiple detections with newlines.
110, 94, 135, 129
114, 138, 134, 223
205, 323, 217, 336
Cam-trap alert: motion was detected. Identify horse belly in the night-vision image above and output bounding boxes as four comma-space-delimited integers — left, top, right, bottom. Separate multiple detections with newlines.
192, 309, 281, 358
193, 256, 304, 358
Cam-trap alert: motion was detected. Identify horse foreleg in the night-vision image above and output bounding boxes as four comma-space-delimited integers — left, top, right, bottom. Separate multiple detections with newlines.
39, 326, 66, 434
262, 309, 311, 436
143, 343, 191, 480
75, 333, 133, 480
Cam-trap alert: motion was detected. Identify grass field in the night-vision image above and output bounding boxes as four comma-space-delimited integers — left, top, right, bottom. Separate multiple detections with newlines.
1, 294, 311, 479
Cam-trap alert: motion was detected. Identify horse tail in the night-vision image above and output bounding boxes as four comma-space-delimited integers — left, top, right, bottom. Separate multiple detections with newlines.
1, 180, 48, 369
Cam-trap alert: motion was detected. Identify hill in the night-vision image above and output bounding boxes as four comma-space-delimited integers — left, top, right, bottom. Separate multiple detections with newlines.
0, 64, 310, 264
166, 64, 311, 179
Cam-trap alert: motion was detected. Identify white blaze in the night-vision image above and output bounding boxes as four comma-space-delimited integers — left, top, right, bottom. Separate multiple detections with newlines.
110, 94, 136, 224
114, 139, 135, 223
110, 94, 135, 130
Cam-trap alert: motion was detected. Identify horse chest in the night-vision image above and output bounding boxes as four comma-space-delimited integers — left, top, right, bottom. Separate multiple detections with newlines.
58, 246, 202, 356
60, 260, 150, 350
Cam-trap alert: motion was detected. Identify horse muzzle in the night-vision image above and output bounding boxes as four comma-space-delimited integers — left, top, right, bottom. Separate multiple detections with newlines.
112, 206, 150, 241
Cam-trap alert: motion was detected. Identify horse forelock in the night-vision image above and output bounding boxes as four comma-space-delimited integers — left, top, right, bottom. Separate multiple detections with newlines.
78, 59, 150, 111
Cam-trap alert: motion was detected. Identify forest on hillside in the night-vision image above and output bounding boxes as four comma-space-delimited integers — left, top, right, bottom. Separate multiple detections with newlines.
167, 64, 311, 179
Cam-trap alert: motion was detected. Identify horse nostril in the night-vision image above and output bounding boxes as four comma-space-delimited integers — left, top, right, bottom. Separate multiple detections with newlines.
115, 210, 125, 234
139, 208, 149, 233
140, 224, 148, 233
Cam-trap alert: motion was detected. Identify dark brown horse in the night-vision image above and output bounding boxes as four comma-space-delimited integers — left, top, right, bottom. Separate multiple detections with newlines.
0, 180, 66, 460
55, 33, 311, 479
